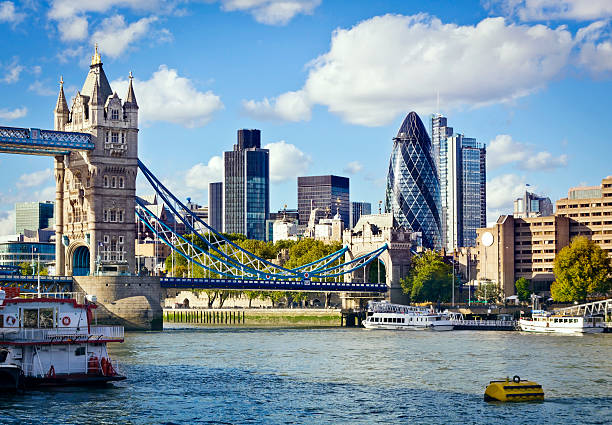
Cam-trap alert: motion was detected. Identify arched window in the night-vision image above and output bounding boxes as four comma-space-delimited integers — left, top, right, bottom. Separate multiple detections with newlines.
104, 176, 109, 188
111, 177, 116, 188
110, 210, 116, 222
119, 177, 124, 188
103, 210, 108, 222
111, 109, 119, 120
118, 210, 124, 222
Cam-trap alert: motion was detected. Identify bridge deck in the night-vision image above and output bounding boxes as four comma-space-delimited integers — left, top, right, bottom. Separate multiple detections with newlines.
0, 126, 93, 156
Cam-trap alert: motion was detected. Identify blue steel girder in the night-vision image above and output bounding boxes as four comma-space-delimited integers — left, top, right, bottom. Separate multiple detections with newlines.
0, 126, 94, 156
160, 277, 388, 293
0, 275, 73, 293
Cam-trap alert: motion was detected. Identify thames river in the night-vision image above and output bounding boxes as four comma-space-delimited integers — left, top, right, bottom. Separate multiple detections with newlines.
1, 327, 610, 424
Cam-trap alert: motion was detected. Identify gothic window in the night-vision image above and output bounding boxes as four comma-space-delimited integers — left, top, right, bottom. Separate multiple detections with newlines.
121, 133, 125, 143
104, 235, 109, 244
111, 109, 119, 120
103, 209, 108, 222
104, 176, 109, 188
119, 236, 124, 244
111, 177, 116, 188
110, 210, 116, 222
118, 210, 124, 222
111, 132, 119, 143
119, 177, 124, 188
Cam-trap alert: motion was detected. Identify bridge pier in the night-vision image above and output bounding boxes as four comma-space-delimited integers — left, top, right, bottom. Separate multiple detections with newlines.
73, 275, 164, 330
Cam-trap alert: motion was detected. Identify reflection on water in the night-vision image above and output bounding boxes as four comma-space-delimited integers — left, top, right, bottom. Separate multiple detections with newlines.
1, 328, 610, 424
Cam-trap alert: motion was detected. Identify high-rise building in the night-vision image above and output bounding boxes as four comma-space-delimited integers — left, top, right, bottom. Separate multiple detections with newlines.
297, 175, 350, 227
385, 111, 442, 250
15, 201, 54, 234
431, 114, 453, 174
223, 129, 270, 240
514, 191, 553, 218
439, 134, 486, 250
208, 182, 223, 232
350, 201, 371, 228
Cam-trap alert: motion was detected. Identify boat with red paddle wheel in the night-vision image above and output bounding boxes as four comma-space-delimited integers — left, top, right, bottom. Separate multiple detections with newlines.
0, 288, 126, 391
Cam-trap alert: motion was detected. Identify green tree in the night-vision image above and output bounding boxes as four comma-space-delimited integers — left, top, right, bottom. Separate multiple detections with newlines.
515, 277, 532, 302
552, 236, 612, 302
243, 290, 261, 308
400, 251, 456, 302
475, 281, 502, 303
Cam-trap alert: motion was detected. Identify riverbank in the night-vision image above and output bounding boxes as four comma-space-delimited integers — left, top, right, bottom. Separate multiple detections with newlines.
163, 308, 342, 327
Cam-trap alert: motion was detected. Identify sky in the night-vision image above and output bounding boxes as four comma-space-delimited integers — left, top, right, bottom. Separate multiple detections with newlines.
1, 0, 612, 235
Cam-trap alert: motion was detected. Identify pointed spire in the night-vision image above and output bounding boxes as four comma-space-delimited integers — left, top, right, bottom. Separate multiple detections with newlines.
124, 70, 138, 108
91, 43, 102, 66
55, 76, 68, 113
91, 77, 102, 106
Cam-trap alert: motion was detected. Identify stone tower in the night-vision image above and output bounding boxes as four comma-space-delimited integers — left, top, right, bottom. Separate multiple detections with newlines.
53, 46, 138, 276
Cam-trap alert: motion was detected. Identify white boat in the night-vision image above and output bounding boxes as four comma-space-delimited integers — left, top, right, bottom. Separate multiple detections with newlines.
518, 310, 604, 334
0, 288, 126, 391
362, 301, 454, 331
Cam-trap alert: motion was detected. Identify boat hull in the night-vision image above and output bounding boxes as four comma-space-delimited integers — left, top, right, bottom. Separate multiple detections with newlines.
0, 365, 24, 391
24, 373, 126, 388
362, 321, 454, 331
519, 321, 604, 334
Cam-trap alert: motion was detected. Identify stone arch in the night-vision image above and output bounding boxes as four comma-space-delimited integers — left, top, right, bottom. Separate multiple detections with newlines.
72, 245, 90, 276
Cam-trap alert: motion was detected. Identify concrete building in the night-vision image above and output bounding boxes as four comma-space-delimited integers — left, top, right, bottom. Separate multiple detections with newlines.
272, 219, 299, 242
314, 213, 345, 243
15, 201, 55, 234
53, 46, 138, 276
297, 175, 349, 227
514, 191, 553, 218
208, 182, 223, 232
265, 209, 299, 242
350, 201, 371, 229
223, 129, 270, 240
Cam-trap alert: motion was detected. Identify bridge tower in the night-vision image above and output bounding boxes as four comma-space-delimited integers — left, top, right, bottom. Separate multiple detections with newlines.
343, 213, 413, 307
53, 46, 138, 276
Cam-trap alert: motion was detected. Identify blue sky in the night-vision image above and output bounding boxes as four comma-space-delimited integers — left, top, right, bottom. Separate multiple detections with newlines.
1, 0, 612, 235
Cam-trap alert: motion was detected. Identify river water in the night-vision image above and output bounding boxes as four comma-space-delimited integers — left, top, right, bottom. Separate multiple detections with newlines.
1, 326, 610, 424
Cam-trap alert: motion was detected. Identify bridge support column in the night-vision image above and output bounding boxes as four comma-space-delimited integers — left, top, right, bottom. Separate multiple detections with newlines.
54, 156, 65, 275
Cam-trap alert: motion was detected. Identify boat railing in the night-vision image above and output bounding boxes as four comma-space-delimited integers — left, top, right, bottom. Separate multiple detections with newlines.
452, 319, 516, 328
19, 292, 86, 303
0, 326, 124, 342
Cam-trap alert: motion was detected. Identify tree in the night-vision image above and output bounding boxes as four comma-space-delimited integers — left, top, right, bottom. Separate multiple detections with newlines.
475, 281, 502, 303
244, 290, 261, 308
515, 278, 532, 302
552, 236, 612, 302
400, 250, 456, 302
19, 262, 33, 276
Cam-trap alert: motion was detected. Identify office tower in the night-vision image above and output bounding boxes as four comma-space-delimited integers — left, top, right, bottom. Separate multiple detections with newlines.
440, 134, 487, 250
431, 114, 453, 174
15, 201, 55, 234
385, 111, 441, 250
223, 129, 270, 240
208, 182, 223, 232
514, 191, 553, 218
350, 201, 372, 228
297, 175, 350, 227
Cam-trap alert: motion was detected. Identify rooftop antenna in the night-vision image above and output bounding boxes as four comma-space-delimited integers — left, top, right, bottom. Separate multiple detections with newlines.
436, 90, 440, 115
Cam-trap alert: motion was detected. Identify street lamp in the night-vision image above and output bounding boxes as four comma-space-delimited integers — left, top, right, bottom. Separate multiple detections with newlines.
33, 246, 40, 297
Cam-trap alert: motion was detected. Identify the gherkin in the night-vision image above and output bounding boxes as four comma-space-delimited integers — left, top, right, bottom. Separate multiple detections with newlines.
385, 111, 442, 250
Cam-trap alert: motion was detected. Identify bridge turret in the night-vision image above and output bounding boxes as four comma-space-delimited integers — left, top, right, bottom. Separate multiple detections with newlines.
54, 77, 69, 131
89, 78, 104, 126
123, 72, 138, 129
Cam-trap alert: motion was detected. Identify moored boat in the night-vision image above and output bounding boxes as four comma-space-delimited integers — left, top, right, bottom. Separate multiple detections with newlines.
518, 310, 604, 334
362, 301, 454, 331
0, 288, 126, 391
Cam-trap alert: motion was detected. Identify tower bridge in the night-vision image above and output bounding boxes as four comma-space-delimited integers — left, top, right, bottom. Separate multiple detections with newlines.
0, 48, 398, 329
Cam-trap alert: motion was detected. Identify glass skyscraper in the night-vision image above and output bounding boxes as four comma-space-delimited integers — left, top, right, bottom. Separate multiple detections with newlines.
223, 129, 270, 240
385, 112, 442, 250
297, 175, 350, 226
208, 182, 223, 232
15, 201, 54, 234
350, 201, 371, 228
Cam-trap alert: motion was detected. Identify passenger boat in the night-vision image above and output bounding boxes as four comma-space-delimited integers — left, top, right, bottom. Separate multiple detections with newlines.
518, 310, 604, 334
362, 301, 454, 331
0, 288, 126, 391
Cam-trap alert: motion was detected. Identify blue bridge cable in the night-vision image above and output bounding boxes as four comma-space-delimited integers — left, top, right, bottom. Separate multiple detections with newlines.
137, 160, 387, 277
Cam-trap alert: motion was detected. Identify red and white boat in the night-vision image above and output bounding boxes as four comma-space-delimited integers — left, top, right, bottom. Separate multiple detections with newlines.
0, 288, 126, 391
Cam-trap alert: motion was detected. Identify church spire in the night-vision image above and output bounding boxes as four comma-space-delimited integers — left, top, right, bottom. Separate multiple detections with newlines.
91, 77, 102, 106
124, 71, 138, 108
55, 76, 68, 113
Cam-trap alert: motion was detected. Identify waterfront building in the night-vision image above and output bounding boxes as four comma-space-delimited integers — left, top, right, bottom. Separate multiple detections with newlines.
514, 191, 553, 218
385, 111, 442, 250
208, 182, 223, 232
15, 201, 54, 234
431, 114, 453, 174
350, 201, 371, 229
439, 134, 486, 250
297, 175, 349, 227
0, 236, 55, 269
223, 129, 270, 240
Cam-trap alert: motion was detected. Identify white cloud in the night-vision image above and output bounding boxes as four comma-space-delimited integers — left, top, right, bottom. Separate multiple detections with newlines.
263, 140, 312, 183
112, 65, 224, 128
219, 0, 321, 25
242, 90, 311, 122
575, 20, 612, 74
248, 14, 574, 126
487, 134, 567, 170
492, 0, 612, 21
57, 15, 89, 41
0, 210, 15, 236
2, 57, 23, 84
343, 161, 363, 175
487, 173, 529, 222
28, 81, 56, 96
92, 15, 159, 58
0, 107, 26, 120
0, 1, 24, 24
185, 156, 223, 190
16, 169, 53, 189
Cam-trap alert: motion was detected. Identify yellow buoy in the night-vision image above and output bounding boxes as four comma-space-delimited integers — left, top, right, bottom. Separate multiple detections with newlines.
484, 376, 544, 402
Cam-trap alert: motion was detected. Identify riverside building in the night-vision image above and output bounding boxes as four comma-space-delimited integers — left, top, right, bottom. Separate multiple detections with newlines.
15, 201, 54, 234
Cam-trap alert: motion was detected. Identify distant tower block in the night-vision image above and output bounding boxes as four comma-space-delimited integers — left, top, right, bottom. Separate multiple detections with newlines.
53, 45, 139, 276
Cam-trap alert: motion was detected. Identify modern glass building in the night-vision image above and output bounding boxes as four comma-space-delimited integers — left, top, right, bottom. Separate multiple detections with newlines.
223, 129, 270, 240
431, 114, 453, 175
297, 175, 350, 227
15, 201, 54, 234
350, 201, 372, 228
0, 241, 55, 268
439, 134, 486, 250
208, 182, 223, 232
385, 112, 442, 250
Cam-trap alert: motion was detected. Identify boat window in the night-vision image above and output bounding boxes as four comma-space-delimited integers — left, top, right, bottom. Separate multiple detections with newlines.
39, 309, 53, 329
0, 350, 7, 363
0, 315, 3, 328
23, 309, 38, 328
75, 347, 86, 356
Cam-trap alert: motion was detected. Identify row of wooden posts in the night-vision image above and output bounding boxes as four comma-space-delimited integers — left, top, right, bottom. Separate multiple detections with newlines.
165, 309, 246, 324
